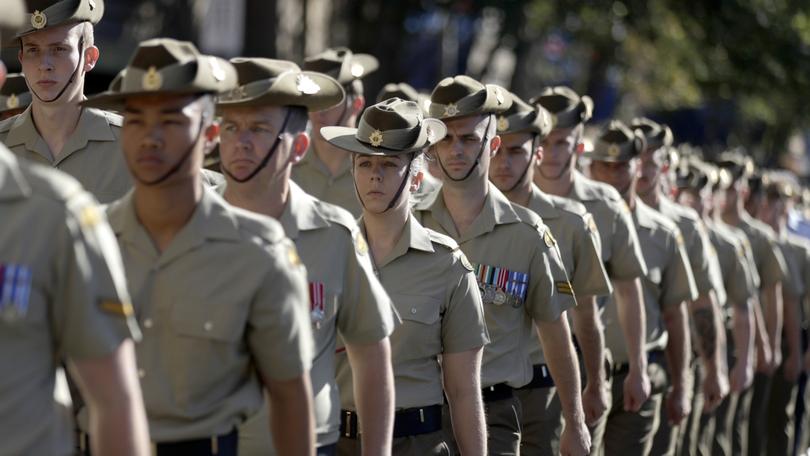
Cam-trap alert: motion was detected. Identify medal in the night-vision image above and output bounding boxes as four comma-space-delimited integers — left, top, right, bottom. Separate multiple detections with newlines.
493, 289, 507, 306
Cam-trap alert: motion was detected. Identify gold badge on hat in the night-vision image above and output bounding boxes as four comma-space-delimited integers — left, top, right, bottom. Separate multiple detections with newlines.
369, 129, 384, 147
296, 74, 321, 95
351, 63, 365, 78
6, 94, 19, 110
444, 103, 459, 117
142, 66, 163, 91
31, 10, 47, 29
209, 57, 226, 82
608, 144, 621, 158
497, 116, 509, 132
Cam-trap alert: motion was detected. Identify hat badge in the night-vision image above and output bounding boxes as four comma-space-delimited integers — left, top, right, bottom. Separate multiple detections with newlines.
296, 74, 321, 95
497, 116, 509, 132
142, 66, 163, 91
608, 144, 621, 157
369, 129, 384, 147
6, 94, 19, 110
444, 103, 459, 117
31, 10, 47, 29
350, 63, 365, 78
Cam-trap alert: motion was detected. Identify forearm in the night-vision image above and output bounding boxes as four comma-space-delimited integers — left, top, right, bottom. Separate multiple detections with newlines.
447, 387, 486, 455
91, 399, 150, 456
346, 340, 394, 456
614, 278, 648, 373
572, 295, 606, 386
689, 292, 725, 372
751, 296, 771, 355
762, 283, 784, 356
537, 317, 585, 424
266, 376, 315, 456
663, 303, 691, 391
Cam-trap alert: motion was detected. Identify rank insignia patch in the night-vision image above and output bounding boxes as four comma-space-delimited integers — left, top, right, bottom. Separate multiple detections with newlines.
0, 264, 32, 322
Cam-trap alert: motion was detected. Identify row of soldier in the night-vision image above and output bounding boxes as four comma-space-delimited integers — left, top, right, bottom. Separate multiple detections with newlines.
2, 1, 810, 456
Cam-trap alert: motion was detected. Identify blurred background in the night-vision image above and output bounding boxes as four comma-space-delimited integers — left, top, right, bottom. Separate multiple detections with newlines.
4, 0, 810, 176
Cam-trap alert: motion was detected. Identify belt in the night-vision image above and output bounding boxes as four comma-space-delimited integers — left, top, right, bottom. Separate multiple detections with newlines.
611, 350, 665, 377
481, 383, 514, 403
340, 404, 442, 439
519, 363, 555, 389
79, 429, 237, 456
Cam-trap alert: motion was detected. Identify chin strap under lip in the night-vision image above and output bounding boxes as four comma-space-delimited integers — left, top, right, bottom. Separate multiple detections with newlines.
437, 115, 493, 182
222, 108, 292, 184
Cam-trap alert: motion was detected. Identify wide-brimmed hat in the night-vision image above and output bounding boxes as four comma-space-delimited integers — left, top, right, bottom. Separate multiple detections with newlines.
715, 149, 754, 182
81, 38, 237, 110
217, 58, 344, 112
428, 75, 511, 120
303, 47, 378, 86
0, 74, 32, 114
321, 97, 446, 156
531, 86, 594, 130
586, 120, 646, 163
630, 117, 673, 151
16, 0, 103, 38
496, 91, 553, 139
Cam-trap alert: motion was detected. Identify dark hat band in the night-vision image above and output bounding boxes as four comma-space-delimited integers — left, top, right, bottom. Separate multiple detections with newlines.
429, 90, 487, 119
356, 116, 427, 151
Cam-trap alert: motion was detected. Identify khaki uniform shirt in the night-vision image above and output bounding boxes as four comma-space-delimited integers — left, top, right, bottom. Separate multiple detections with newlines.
657, 197, 727, 305
777, 233, 810, 300
106, 187, 312, 442
413, 184, 576, 388
734, 213, 788, 288
603, 201, 697, 362
0, 146, 137, 455
565, 170, 647, 281
292, 145, 361, 217
0, 106, 131, 203
524, 184, 611, 365
337, 215, 489, 410
705, 220, 757, 310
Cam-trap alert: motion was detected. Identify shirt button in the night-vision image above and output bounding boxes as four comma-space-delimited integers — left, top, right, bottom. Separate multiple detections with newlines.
138, 369, 145, 378
410, 308, 417, 315
143, 318, 153, 329
204, 321, 213, 331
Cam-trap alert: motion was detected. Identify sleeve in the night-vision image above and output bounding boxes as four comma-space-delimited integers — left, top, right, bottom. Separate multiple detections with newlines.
337, 228, 398, 344
605, 201, 647, 280
52, 193, 139, 361
741, 237, 761, 289
248, 239, 314, 382
570, 213, 612, 297
660, 229, 698, 309
526, 225, 577, 323
686, 222, 716, 296
757, 236, 788, 288
441, 259, 490, 354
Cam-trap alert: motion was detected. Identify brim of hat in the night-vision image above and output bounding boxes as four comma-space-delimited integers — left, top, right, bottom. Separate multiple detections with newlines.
583, 152, 632, 163
217, 72, 344, 112
81, 88, 210, 110
349, 54, 379, 79
321, 119, 446, 156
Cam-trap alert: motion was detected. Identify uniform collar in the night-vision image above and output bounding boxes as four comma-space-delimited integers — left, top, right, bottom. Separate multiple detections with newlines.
528, 184, 561, 219
5, 106, 118, 164
360, 213, 434, 268
633, 199, 658, 230
422, 183, 521, 242
0, 146, 32, 201
279, 181, 331, 239
109, 186, 242, 265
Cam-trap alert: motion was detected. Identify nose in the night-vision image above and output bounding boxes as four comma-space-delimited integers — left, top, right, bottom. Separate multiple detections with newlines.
37, 53, 54, 73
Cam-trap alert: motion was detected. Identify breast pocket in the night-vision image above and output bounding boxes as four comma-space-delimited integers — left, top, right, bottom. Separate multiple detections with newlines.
393, 294, 442, 361
170, 289, 248, 343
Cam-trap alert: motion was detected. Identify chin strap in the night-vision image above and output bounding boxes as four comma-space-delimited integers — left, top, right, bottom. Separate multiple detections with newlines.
353, 153, 415, 213
137, 115, 206, 186
222, 108, 292, 183
437, 115, 492, 182
538, 143, 574, 181
505, 134, 538, 193
31, 37, 85, 104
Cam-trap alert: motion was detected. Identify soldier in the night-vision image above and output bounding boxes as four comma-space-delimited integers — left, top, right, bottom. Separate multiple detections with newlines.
673, 159, 757, 456
0, 2, 149, 455
630, 118, 729, 456
214, 57, 398, 456
0, 73, 31, 120
79, 38, 315, 456
292, 47, 378, 217
414, 75, 590, 455
533, 87, 650, 454
588, 121, 697, 456
488, 91, 612, 455
715, 152, 788, 456
0, 0, 131, 203
756, 174, 808, 456
321, 98, 489, 455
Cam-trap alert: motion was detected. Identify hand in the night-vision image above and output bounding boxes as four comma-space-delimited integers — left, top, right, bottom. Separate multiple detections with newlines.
755, 341, 774, 374
783, 351, 802, 383
701, 367, 729, 412
729, 360, 754, 394
665, 387, 691, 426
582, 381, 609, 427
559, 417, 592, 456
623, 368, 651, 412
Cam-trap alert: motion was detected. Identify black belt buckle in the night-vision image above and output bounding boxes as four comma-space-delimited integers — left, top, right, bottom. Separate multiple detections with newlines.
341, 410, 359, 439
481, 383, 514, 403
392, 404, 442, 438
519, 364, 555, 389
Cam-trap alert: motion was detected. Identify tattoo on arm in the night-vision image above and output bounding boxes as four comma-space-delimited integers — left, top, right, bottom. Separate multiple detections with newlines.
693, 307, 717, 357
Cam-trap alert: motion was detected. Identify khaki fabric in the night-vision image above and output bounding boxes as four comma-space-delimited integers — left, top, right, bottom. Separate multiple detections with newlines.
105, 187, 312, 442
0, 106, 131, 203
338, 430, 449, 456
411, 172, 441, 209
565, 170, 647, 281
603, 201, 697, 363
292, 145, 361, 217
765, 363, 799, 456
486, 396, 522, 456
524, 184, 610, 366
413, 184, 576, 388
705, 220, 757, 309
337, 215, 487, 410
747, 372, 772, 456
0, 146, 137, 455
735, 212, 788, 288
234, 182, 396, 450
515, 386, 560, 455
777, 233, 809, 299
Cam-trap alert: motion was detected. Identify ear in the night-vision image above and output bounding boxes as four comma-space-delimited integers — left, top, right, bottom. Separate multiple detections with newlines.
576, 142, 585, 155
489, 135, 502, 157
203, 122, 220, 155
290, 132, 310, 164
351, 94, 365, 115
83, 46, 100, 72
534, 144, 544, 163
410, 170, 424, 192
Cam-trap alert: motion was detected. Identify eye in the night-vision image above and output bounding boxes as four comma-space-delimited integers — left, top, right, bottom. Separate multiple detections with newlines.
222, 123, 237, 133
124, 118, 142, 126
55, 46, 68, 53
357, 160, 371, 168
384, 161, 399, 168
